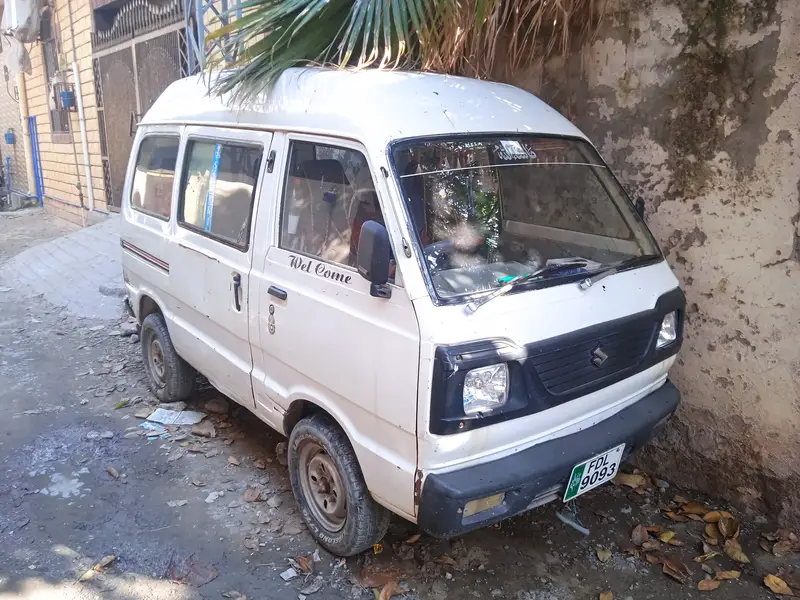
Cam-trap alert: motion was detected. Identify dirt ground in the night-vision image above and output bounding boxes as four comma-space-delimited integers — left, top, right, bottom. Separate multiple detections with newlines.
0, 210, 798, 600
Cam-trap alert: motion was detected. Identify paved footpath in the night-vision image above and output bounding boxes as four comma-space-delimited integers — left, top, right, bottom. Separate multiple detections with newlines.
0, 211, 123, 321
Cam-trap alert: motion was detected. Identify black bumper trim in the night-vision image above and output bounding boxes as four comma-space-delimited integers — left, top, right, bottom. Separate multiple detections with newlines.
418, 380, 680, 538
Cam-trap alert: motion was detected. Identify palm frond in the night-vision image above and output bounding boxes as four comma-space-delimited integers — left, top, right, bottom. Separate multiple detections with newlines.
208, 0, 606, 102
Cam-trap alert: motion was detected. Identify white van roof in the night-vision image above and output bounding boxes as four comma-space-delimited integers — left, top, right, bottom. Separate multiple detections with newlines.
141, 67, 587, 148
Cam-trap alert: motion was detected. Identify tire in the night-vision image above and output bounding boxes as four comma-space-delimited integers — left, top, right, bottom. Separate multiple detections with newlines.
288, 414, 390, 556
140, 313, 195, 402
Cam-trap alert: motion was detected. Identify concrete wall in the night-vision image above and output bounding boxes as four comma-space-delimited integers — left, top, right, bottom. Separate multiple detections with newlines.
510, 0, 800, 522
24, 0, 106, 224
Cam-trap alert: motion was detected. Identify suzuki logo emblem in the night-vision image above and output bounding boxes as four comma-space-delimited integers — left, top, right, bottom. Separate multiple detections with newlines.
590, 345, 609, 368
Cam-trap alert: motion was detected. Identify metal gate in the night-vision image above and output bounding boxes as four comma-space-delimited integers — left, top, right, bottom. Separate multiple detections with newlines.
93, 0, 187, 209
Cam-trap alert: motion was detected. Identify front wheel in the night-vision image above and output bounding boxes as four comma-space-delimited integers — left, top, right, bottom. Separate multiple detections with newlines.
288, 414, 389, 556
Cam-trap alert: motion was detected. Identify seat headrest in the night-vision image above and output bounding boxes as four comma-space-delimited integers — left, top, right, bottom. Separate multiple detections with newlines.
297, 159, 349, 185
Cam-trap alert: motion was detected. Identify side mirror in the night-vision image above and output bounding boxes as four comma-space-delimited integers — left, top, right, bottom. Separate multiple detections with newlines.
357, 220, 392, 298
634, 198, 646, 220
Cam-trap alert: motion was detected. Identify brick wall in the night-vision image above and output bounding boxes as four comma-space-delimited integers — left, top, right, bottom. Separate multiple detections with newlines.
0, 78, 28, 192
23, 0, 106, 224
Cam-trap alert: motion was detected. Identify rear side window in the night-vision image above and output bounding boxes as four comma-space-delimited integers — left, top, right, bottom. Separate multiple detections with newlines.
179, 140, 262, 249
130, 136, 179, 220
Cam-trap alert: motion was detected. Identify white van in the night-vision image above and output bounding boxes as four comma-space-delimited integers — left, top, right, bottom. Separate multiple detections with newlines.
121, 68, 684, 556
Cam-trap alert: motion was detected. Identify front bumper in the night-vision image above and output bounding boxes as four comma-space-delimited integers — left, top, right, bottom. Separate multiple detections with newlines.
418, 381, 680, 538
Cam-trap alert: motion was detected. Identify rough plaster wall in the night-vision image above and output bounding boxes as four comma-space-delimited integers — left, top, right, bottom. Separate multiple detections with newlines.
0, 76, 28, 189
510, 0, 800, 522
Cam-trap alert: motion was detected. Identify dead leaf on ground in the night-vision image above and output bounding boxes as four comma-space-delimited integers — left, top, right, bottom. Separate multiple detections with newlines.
718, 516, 740, 539
596, 546, 612, 563
373, 543, 384, 555
106, 466, 119, 479
723, 538, 750, 564
646, 525, 664, 534
615, 472, 648, 489
191, 478, 206, 487
701, 564, 714, 575
599, 592, 613, 600
191, 421, 216, 438
168, 554, 219, 586
435, 555, 458, 568
378, 581, 399, 600
253, 459, 266, 469
704, 523, 720, 545
662, 556, 691, 584
406, 533, 422, 544
765, 574, 795, 596
221, 592, 247, 600
762, 539, 775, 553
674, 495, 691, 505
704, 510, 733, 523
642, 540, 661, 552
645, 553, 662, 565
659, 531, 676, 543
664, 511, 690, 522
78, 555, 117, 582
682, 502, 710, 516
774, 540, 794, 557
716, 570, 741, 580
695, 552, 721, 563
228, 455, 241, 466
243, 489, 262, 503
698, 579, 721, 591
631, 524, 650, 546
295, 555, 313, 574
358, 565, 401, 588
686, 514, 705, 522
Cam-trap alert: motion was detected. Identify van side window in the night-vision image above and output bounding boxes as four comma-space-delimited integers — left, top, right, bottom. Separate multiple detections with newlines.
179, 140, 262, 249
280, 141, 385, 268
130, 136, 179, 220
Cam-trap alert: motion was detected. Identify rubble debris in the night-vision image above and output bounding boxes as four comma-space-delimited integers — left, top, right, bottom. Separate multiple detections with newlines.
147, 408, 206, 426
168, 554, 219, 586
204, 397, 230, 414
192, 421, 217, 438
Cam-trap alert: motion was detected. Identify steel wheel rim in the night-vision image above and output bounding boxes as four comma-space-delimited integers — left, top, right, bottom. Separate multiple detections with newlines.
298, 441, 346, 532
149, 338, 166, 383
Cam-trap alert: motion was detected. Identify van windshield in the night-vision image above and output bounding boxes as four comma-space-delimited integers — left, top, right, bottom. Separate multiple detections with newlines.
392, 136, 661, 299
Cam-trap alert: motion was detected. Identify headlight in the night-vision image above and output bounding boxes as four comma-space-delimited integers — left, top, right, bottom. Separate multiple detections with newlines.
657, 311, 678, 348
463, 363, 508, 415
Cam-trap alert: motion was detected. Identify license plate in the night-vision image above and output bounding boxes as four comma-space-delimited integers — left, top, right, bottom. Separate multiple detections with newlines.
563, 443, 625, 502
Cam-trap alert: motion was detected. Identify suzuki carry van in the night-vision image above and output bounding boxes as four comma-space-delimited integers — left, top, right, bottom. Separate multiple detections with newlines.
121, 68, 684, 556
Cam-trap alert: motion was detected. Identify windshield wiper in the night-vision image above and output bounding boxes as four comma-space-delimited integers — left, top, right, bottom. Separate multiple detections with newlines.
578, 255, 659, 290
465, 261, 588, 314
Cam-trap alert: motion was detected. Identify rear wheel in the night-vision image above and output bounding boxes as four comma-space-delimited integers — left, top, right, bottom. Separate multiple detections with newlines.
141, 313, 195, 402
288, 414, 389, 556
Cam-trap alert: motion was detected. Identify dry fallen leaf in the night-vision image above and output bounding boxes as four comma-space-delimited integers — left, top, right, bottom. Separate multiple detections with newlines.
716, 570, 741, 580
406, 533, 422, 544
358, 565, 401, 588
642, 540, 661, 552
704, 524, 720, 545
227, 455, 241, 466
78, 555, 117, 582
762, 539, 775, 553
662, 556, 691, 584
435, 555, 458, 567
697, 579, 721, 591
686, 513, 705, 522
765, 574, 795, 596
703, 511, 722, 523
674, 495, 691, 505
599, 592, 613, 600
106, 466, 119, 479
682, 502, 710, 516
295, 555, 313, 574
615, 472, 648, 489
659, 531, 676, 543
763, 530, 783, 542
723, 538, 750, 564
664, 511, 690, 523
774, 540, 794, 557
701, 564, 714, 575
646, 525, 664, 534
596, 546, 612, 563
631, 524, 649, 547
373, 543, 384, 555
378, 581, 399, 600
253, 458, 266, 469
718, 516, 740, 539
695, 552, 721, 563
645, 553, 662, 565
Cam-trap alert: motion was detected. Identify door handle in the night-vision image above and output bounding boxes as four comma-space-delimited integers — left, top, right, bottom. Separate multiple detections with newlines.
233, 273, 242, 311
267, 285, 287, 301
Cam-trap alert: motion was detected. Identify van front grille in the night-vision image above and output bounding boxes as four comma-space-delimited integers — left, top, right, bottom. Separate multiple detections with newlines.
527, 319, 656, 396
